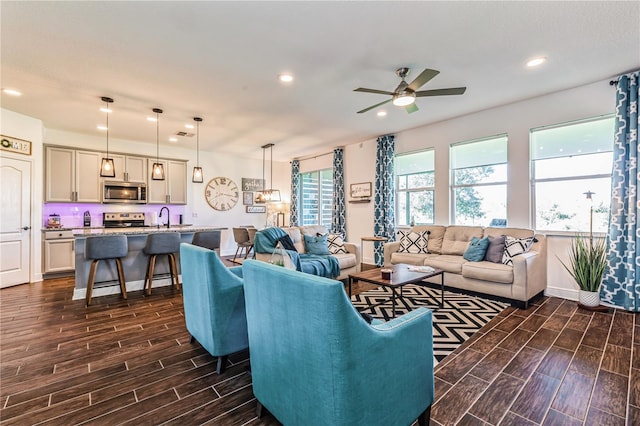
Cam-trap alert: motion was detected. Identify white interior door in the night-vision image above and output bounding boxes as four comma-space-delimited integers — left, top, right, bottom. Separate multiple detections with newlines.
0, 156, 31, 287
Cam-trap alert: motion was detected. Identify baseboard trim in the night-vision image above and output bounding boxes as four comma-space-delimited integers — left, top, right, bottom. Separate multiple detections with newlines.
545, 286, 578, 301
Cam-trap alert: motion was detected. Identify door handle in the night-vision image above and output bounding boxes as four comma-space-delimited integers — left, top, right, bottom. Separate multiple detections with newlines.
22, 226, 31, 231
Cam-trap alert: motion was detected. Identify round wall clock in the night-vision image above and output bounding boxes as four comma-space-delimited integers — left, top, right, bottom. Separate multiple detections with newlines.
205, 177, 239, 211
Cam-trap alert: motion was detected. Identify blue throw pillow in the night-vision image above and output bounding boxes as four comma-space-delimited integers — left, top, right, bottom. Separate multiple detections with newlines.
463, 237, 490, 262
303, 234, 330, 255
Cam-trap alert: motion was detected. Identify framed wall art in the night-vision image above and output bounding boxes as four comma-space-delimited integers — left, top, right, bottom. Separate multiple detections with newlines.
243, 192, 254, 205
350, 182, 372, 198
246, 205, 266, 213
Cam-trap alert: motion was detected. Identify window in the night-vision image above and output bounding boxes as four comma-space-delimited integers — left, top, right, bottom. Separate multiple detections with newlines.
531, 115, 613, 232
396, 150, 435, 226
451, 135, 508, 226
300, 169, 333, 227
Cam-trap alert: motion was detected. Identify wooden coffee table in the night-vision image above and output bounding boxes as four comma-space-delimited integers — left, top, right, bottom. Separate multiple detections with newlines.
348, 263, 444, 318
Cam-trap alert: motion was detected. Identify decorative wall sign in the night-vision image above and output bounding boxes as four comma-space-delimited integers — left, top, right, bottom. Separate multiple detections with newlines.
246, 205, 266, 213
242, 178, 265, 192
1, 135, 32, 156
350, 182, 372, 198
243, 192, 254, 205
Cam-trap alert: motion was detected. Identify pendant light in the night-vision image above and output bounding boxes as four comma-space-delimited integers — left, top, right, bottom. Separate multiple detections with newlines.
99, 97, 115, 177
257, 143, 280, 202
151, 108, 165, 180
192, 117, 203, 183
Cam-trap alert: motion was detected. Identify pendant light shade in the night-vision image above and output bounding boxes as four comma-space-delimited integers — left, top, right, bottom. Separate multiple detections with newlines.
99, 97, 115, 177
257, 143, 280, 202
151, 108, 165, 181
192, 117, 203, 183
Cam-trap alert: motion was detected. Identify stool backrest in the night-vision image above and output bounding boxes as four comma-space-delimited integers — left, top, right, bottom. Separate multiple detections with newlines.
144, 232, 181, 254
192, 231, 221, 251
85, 235, 128, 260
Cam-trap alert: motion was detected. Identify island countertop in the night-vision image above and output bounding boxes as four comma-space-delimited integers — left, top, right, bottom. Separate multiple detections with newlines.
72, 225, 227, 238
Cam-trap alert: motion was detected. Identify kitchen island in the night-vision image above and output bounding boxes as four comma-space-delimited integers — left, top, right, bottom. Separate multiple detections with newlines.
72, 226, 226, 301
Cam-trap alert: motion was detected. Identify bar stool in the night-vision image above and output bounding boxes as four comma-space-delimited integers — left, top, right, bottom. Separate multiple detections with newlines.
84, 235, 128, 306
192, 230, 221, 255
143, 232, 181, 296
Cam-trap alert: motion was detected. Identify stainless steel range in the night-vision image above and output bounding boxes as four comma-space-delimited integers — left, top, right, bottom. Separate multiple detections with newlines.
103, 212, 146, 228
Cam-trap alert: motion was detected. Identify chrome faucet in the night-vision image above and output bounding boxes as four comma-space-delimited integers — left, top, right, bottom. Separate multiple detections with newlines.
159, 206, 170, 228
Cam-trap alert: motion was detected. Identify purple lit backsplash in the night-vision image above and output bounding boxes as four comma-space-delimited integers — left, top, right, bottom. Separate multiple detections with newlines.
43, 203, 186, 228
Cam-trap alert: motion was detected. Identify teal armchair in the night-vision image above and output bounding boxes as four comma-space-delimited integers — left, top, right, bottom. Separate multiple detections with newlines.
242, 259, 434, 426
179, 243, 249, 374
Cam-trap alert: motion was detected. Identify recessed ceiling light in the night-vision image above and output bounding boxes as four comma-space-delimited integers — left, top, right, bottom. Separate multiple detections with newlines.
185, 124, 195, 129
99, 107, 112, 113
97, 125, 108, 131
278, 73, 294, 83
169, 137, 178, 142
2, 88, 22, 96
377, 110, 387, 117
526, 57, 547, 67
147, 116, 157, 122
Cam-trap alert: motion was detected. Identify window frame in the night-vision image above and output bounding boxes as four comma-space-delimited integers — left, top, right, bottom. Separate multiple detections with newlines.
530, 114, 614, 234
450, 134, 508, 226
395, 149, 435, 226
299, 167, 333, 228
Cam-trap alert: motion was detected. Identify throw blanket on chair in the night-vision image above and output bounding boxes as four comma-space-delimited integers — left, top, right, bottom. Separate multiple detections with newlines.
254, 227, 340, 279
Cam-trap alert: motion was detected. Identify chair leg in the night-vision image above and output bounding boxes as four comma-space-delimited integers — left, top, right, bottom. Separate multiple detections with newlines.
168, 253, 180, 291
189, 335, 195, 344
418, 404, 431, 426
86, 259, 99, 306
216, 355, 228, 374
143, 255, 152, 295
256, 401, 269, 418
146, 255, 157, 296
115, 258, 127, 300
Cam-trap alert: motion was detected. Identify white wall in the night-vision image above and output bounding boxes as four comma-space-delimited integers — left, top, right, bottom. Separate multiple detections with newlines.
341, 79, 616, 298
1, 108, 45, 282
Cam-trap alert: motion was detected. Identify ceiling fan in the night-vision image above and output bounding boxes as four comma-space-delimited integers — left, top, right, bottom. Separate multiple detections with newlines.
354, 67, 467, 114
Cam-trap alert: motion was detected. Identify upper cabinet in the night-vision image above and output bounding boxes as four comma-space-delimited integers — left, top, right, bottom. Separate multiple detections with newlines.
45, 146, 101, 203
109, 154, 147, 183
147, 159, 187, 204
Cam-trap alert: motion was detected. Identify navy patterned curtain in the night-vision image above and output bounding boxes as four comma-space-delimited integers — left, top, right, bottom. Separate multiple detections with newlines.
601, 71, 639, 312
290, 160, 300, 227
332, 148, 346, 236
374, 135, 395, 265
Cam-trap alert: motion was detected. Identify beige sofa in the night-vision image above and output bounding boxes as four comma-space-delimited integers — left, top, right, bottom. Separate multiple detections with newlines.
383, 225, 546, 308
254, 225, 360, 280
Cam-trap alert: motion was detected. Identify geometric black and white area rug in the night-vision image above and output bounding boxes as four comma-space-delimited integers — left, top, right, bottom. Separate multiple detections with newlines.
351, 285, 508, 364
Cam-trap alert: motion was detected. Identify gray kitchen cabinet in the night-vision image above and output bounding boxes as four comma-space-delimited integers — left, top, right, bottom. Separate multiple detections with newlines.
43, 230, 75, 274
109, 154, 147, 183
45, 146, 101, 203
147, 158, 187, 204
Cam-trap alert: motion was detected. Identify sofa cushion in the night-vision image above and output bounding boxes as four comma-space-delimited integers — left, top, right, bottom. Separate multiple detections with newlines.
462, 261, 514, 284
484, 235, 506, 263
463, 237, 490, 261
327, 233, 348, 254
423, 255, 466, 274
304, 234, 330, 255
484, 227, 534, 239
390, 252, 437, 266
299, 225, 329, 237
502, 236, 535, 266
398, 230, 429, 253
283, 227, 305, 253
441, 226, 484, 255
411, 225, 446, 254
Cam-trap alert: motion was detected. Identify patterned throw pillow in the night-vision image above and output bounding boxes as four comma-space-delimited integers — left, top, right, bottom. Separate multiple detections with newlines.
502, 236, 535, 266
327, 233, 348, 254
397, 230, 429, 254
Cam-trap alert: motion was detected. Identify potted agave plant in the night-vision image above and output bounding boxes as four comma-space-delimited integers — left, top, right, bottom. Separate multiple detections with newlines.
560, 234, 607, 307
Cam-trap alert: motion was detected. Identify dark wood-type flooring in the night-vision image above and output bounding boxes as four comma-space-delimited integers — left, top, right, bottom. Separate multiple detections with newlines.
1, 260, 638, 425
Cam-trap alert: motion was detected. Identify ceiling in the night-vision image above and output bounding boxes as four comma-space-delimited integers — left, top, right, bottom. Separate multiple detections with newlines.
2, 1, 639, 161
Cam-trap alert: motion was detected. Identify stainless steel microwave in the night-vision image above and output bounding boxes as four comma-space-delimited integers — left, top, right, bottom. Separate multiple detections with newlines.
103, 181, 147, 204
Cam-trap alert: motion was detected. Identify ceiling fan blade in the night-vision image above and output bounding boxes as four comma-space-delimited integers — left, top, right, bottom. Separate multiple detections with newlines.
405, 103, 419, 114
354, 87, 394, 95
357, 98, 392, 114
407, 68, 440, 91
415, 87, 467, 97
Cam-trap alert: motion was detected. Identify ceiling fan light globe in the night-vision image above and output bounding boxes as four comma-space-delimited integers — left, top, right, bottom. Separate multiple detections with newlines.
392, 93, 416, 107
